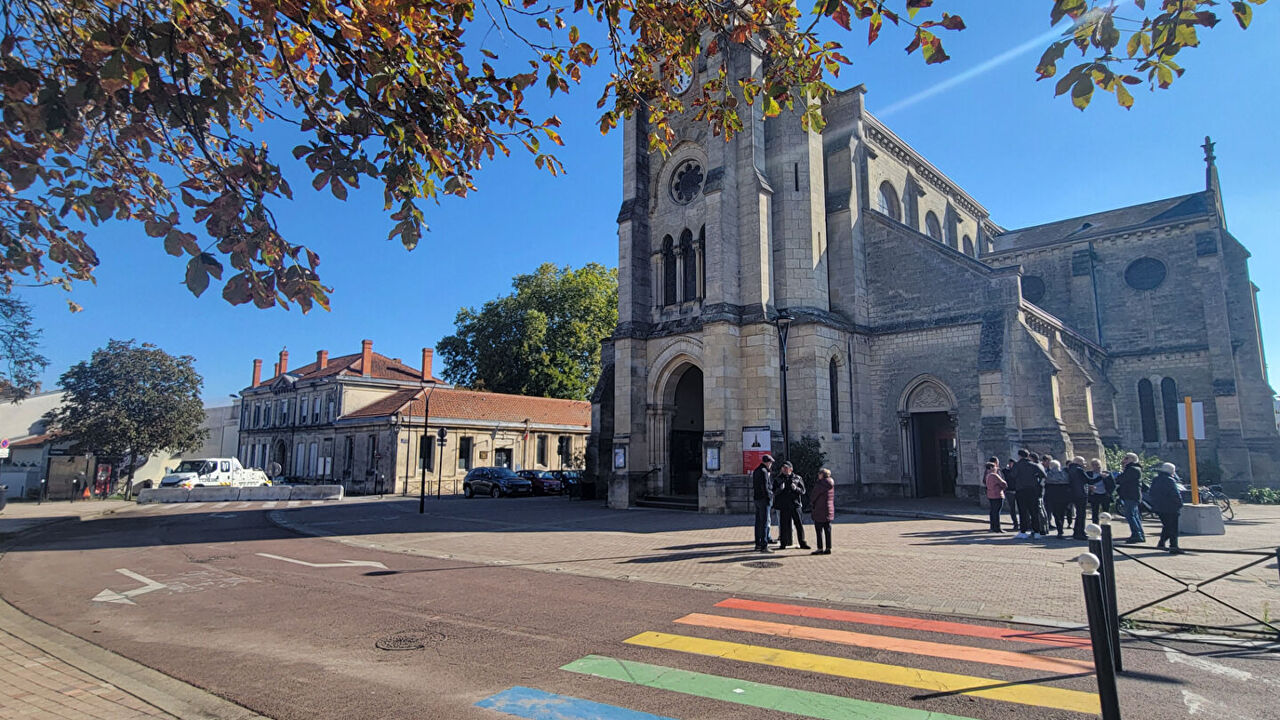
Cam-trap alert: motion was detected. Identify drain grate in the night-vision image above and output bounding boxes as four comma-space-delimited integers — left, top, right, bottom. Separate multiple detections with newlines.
375, 629, 444, 651
742, 561, 783, 569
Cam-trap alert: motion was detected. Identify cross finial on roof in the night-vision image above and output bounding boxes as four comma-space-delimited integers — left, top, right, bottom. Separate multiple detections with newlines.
1202, 135, 1216, 166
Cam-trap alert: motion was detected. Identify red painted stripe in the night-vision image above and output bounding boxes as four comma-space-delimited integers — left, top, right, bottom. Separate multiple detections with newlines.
715, 598, 1092, 649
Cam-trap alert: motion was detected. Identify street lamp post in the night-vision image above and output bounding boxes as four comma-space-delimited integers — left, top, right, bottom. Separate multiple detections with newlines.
774, 311, 794, 462
435, 427, 448, 498
419, 384, 437, 515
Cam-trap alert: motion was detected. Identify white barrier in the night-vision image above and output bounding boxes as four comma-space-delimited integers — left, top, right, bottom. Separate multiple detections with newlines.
239, 486, 292, 501
136, 488, 191, 504
187, 487, 241, 503
286, 485, 345, 501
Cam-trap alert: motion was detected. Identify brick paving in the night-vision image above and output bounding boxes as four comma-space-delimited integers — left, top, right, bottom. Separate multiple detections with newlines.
271, 496, 1280, 634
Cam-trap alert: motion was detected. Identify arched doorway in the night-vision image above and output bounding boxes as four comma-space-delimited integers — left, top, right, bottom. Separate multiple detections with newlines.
899, 378, 958, 498
668, 366, 704, 497
272, 440, 289, 476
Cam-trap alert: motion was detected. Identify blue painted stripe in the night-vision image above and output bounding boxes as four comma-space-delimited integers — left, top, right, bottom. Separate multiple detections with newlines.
475, 686, 680, 720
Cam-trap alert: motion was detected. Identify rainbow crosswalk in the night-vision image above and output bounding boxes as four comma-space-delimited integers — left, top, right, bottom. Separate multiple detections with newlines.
476, 596, 1100, 720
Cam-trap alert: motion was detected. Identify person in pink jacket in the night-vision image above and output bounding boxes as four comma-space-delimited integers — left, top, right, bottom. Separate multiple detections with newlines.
984, 461, 1008, 532
809, 468, 835, 555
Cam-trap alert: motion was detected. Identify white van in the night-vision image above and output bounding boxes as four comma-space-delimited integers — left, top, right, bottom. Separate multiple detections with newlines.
160, 458, 270, 489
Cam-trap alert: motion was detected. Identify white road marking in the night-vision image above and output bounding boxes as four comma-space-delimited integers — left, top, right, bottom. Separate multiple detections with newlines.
235, 502, 252, 509
211, 502, 232, 509
1182, 689, 1258, 719
92, 569, 166, 605
286, 500, 300, 508
254, 552, 387, 570
263, 501, 277, 509
1164, 647, 1256, 683
310, 500, 325, 505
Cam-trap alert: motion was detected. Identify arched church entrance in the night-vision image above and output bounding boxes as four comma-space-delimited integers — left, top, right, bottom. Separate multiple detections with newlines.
668, 366, 704, 497
900, 378, 958, 498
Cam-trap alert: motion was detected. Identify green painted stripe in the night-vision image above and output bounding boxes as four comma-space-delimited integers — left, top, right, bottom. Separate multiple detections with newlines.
561, 655, 981, 720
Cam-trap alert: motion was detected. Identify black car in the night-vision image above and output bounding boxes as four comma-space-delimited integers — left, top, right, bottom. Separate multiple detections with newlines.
516, 470, 563, 495
463, 467, 534, 498
550, 469, 584, 496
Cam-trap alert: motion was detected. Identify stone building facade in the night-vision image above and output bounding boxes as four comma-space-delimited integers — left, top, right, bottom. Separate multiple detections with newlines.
238, 342, 590, 495
592, 55, 1279, 512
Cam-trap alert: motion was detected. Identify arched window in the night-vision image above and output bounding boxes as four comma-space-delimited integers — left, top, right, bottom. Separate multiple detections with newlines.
661, 235, 676, 306
925, 212, 942, 241
829, 358, 841, 434
698, 226, 706, 298
877, 182, 901, 222
1161, 377, 1181, 442
963, 235, 974, 256
1138, 379, 1158, 443
680, 228, 697, 301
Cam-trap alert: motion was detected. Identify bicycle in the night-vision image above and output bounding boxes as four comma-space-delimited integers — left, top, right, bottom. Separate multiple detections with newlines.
1198, 483, 1235, 521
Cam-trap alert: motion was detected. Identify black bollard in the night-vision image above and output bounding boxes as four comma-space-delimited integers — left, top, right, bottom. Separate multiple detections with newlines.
1080, 553, 1123, 720
1099, 513, 1123, 672
1086, 523, 1116, 668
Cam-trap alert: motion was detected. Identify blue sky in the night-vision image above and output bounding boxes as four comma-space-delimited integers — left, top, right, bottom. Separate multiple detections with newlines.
18, 3, 1280, 404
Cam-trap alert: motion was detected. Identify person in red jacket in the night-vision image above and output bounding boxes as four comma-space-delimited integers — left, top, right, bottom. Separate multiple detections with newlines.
809, 468, 835, 555
984, 462, 1008, 532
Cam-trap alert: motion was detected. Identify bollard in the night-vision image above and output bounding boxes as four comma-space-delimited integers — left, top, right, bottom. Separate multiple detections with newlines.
1080, 553, 1123, 720
1086, 522, 1116, 670
1098, 512, 1123, 672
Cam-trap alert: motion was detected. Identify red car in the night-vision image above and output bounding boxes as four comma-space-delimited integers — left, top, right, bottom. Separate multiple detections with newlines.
516, 470, 563, 496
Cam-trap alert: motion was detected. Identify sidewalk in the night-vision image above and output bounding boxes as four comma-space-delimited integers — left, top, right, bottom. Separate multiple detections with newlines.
0, 500, 268, 720
270, 495, 1280, 636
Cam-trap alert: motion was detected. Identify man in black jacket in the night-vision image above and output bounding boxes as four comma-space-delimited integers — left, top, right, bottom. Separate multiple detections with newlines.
1115, 452, 1146, 543
773, 461, 810, 550
752, 455, 775, 552
1012, 450, 1046, 539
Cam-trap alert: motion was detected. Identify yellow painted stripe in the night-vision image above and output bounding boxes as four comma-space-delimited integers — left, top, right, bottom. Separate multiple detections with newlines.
675, 613, 1094, 675
624, 631, 1099, 715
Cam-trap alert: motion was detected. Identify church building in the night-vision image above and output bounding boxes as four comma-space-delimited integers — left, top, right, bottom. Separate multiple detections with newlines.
591, 60, 1278, 512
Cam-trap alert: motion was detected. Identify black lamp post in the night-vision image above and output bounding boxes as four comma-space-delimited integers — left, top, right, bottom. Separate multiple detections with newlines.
774, 311, 794, 462
435, 427, 448, 498
419, 384, 437, 514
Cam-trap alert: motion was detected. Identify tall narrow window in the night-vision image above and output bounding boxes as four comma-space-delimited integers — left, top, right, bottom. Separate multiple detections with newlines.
963, 235, 974, 256
420, 435, 434, 471
1161, 378, 1181, 442
294, 442, 305, 475
263, 404, 272, 427
537, 435, 548, 466
458, 436, 473, 470
343, 437, 354, 476
253, 403, 261, 428
662, 235, 677, 306
829, 358, 841, 434
680, 228, 697, 301
309, 442, 319, 477
698, 226, 706, 297
1138, 379, 1158, 443
368, 434, 378, 471
925, 212, 942, 241
877, 182, 901, 222
299, 397, 309, 425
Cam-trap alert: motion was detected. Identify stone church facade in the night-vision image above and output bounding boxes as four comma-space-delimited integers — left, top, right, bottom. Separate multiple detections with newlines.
591, 52, 1279, 511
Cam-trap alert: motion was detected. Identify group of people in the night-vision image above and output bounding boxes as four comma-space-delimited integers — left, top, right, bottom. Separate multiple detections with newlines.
983, 449, 1186, 553
751, 455, 836, 555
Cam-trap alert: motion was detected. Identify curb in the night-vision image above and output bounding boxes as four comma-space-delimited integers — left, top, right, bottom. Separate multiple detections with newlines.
844, 507, 988, 524
0, 507, 270, 720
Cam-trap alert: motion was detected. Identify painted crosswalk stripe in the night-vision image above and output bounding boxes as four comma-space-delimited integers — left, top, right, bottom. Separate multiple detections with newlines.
263, 501, 277, 509
675, 613, 1093, 675
563, 655, 981, 720
287, 500, 300, 508
716, 598, 1091, 649
475, 686, 678, 719
624, 631, 1099, 715
310, 500, 325, 505
211, 502, 232, 510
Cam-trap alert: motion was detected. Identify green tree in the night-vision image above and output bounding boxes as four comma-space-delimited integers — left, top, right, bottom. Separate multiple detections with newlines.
0, 291, 49, 401
44, 340, 208, 488
438, 263, 617, 400
1, 0, 1263, 307
787, 435, 828, 495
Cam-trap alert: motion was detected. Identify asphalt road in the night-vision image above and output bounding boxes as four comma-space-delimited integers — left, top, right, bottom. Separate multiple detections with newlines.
1, 503, 1275, 720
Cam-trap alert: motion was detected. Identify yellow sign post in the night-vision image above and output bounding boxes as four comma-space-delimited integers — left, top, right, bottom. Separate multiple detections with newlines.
1184, 395, 1199, 503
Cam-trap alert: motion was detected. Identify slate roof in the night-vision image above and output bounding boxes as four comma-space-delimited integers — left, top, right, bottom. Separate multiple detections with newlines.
991, 192, 1213, 253
344, 387, 591, 428
258, 351, 443, 386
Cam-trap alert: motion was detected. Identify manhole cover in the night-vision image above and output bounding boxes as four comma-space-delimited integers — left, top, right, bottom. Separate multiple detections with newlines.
742, 561, 783, 569
375, 629, 444, 651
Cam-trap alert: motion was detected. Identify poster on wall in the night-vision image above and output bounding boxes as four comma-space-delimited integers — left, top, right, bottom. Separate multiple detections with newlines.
742, 426, 772, 473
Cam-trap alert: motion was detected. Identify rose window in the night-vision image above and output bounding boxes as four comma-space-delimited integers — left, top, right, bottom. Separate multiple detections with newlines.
669, 160, 704, 205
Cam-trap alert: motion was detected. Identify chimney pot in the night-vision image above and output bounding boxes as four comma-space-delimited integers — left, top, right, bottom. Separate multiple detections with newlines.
361, 339, 373, 378
317, 350, 329, 369
421, 348, 434, 382
252, 359, 263, 388
278, 348, 289, 375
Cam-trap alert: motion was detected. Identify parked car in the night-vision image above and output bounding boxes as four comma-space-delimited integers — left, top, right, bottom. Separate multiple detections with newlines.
516, 470, 563, 496
160, 458, 270, 489
463, 467, 533, 498
550, 469, 584, 496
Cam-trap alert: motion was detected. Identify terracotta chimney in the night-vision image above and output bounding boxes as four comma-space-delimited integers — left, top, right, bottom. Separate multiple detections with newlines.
317, 349, 329, 369
421, 348, 433, 382
278, 348, 289, 375
252, 359, 263, 388
361, 339, 373, 377
273, 361, 279, 377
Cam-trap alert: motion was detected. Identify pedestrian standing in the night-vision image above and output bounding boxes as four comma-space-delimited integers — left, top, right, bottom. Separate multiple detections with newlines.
984, 462, 1007, 532
1012, 450, 1046, 539
1044, 460, 1071, 538
1066, 456, 1090, 540
773, 462, 810, 550
1115, 452, 1146, 543
1148, 462, 1184, 554
1087, 458, 1113, 524
751, 455, 775, 553
809, 468, 835, 555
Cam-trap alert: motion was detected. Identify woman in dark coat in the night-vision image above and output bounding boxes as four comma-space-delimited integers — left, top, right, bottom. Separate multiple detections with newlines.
1147, 462, 1184, 554
810, 468, 835, 555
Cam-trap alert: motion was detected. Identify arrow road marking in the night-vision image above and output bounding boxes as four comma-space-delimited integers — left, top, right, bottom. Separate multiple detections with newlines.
92, 569, 166, 606
255, 552, 387, 570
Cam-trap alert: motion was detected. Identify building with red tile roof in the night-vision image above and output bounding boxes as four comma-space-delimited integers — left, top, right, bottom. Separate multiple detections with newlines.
237, 341, 590, 495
